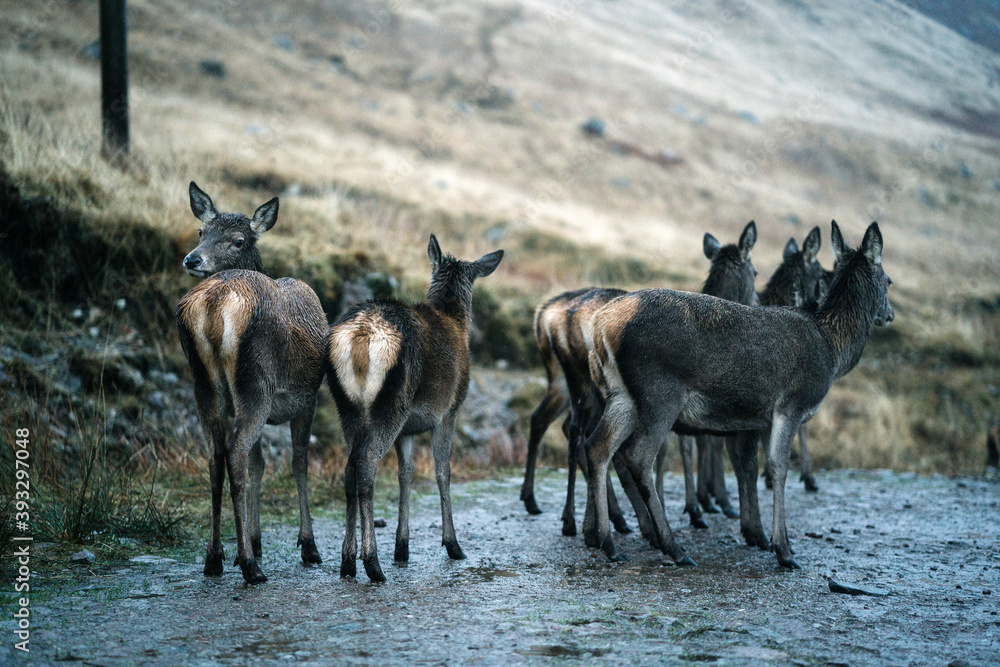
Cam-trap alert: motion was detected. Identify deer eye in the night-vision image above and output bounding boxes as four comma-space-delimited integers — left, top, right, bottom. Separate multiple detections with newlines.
234, 238, 245, 249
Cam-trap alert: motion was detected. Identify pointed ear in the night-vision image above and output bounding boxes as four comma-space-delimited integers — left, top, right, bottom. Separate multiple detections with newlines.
782, 237, 800, 262
472, 249, 504, 278
703, 233, 721, 260
250, 197, 279, 235
830, 220, 850, 263
861, 222, 883, 265
802, 226, 821, 263
738, 220, 757, 259
189, 181, 218, 224
427, 234, 443, 271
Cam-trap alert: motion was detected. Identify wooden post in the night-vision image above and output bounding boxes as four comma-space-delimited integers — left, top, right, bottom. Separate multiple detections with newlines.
100, 0, 129, 159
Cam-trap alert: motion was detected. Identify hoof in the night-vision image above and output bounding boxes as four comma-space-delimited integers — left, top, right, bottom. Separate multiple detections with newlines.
612, 517, 632, 535
701, 501, 720, 514
240, 559, 268, 585
601, 538, 628, 563
562, 516, 577, 537
444, 541, 466, 560
691, 515, 709, 530
394, 540, 409, 563
363, 557, 386, 582
675, 555, 697, 568
583, 529, 601, 549
251, 537, 263, 560
204, 552, 224, 577
721, 506, 739, 520
523, 496, 542, 515
803, 475, 819, 493
744, 531, 770, 550
340, 557, 357, 579
778, 555, 802, 570
298, 537, 322, 565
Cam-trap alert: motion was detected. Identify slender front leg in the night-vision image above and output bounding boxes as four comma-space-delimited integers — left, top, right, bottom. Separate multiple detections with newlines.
727, 432, 769, 550
696, 434, 719, 514
432, 415, 465, 560
522, 389, 567, 515
562, 405, 582, 536
679, 435, 707, 529
291, 410, 321, 564
768, 414, 802, 569
248, 437, 265, 559
394, 435, 414, 562
797, 423, 818, 492
712, 436, 738, 518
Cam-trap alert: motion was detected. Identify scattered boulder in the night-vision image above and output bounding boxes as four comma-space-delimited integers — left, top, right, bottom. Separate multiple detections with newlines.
71, 549, 96, 564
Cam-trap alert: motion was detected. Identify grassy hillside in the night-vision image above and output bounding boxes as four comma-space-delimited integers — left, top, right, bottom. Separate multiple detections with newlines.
2, 0, 999, 486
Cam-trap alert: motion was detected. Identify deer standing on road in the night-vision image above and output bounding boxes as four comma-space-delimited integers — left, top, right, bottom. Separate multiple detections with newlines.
176, 183, 326, 584
326, 235, 503, 582
582, 221, 893, 568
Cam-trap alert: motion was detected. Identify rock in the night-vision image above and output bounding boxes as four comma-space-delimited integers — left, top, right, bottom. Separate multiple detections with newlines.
199, 60, 226, 78
72, 549, 96, 564
129, 556, 177, 565
374, 518, 387, 528
581, 118, 605, 137
828, 579, 889, 597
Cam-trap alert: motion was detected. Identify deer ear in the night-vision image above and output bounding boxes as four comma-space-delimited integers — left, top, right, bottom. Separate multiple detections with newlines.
703, 233, 721, 260
861, 222, 883, 265
189, 181, 218, 224
251, 197, 279, 235
782, 237, 800, 262
830, 220, 850, 262
738, 220, 757, 259
473, 249, 504, 278
802, 226, 821, 263
427, 234, 443, 271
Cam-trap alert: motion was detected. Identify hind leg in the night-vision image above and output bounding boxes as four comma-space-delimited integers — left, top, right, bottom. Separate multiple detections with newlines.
727, 432, 769, 550
248, 437, 265, 559
225, 409, 271, 585
797, 422, 819, 493
711, 436, 738, 518
291, 410, 321, 564
696, 434, 719, 514
680, 435, 707, 529
432, 414, 466, 561
394, 435, 414, 562
522, 387, 567, 515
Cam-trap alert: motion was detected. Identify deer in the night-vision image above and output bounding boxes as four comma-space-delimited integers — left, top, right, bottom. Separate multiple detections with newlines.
654, 221, 759, 528
175, 182, 326, 584
520, 287, 646, 539
581, 221, 893, 568
757, 226, 827, 493
326, 234, 503, 582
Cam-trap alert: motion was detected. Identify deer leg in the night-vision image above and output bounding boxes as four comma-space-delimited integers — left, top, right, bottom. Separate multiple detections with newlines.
561, 406, 582, 537
728, 432, 769, 550
358, 436, 391, 583
432, 415, 466, 561
225, 412, 269, 585
340, 432, 362, 578
612, 446, 656, 546
797, 422, 819, 493
679, 435, 707, 529
394, 435, 414, 562
696, 434, 719, 514
654, 440, 668, 510
768, 415, 802, 569
205, 422, 227, 577
712, 436, 738, 518
623, 426, 695, 566
582, 394, 635, 561
290, 411, 321, 565
522, 388, 567, 515
247, 437, 265, 560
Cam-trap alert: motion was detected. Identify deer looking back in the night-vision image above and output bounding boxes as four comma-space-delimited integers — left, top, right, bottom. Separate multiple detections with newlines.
175, 182, 326, 584
326, 235, 503, 582
582, 221, 893, 568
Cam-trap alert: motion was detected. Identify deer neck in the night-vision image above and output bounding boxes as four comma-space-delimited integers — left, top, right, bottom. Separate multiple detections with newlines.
814, 266, 877, 378
242, 250, 270, 277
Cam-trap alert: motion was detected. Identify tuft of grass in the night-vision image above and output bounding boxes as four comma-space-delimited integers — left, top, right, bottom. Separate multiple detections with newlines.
20, 403, 188, 547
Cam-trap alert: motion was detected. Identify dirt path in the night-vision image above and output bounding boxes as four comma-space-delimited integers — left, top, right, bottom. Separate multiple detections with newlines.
8, 470, 999, 665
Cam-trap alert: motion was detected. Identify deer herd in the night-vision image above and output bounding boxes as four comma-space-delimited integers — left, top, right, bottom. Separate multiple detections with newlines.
176, 182, 894, 583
